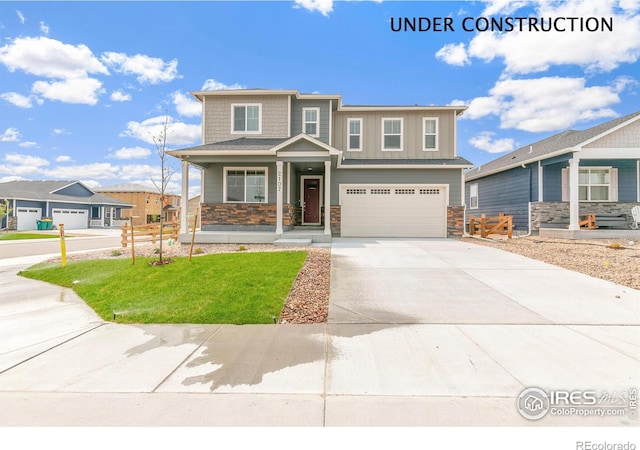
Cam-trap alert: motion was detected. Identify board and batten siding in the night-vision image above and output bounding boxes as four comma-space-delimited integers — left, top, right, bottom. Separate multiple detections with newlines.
333, 165, 463, 206
465, 164, 538, 232
332, 110, 457, 159
290, 98, 332, 144
202, 95, 290, 143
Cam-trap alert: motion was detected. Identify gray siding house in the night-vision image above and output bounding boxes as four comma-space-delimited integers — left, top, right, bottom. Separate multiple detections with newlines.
0, 180, 132, 230
169, 89, 472, 241
465, 111, 640, 236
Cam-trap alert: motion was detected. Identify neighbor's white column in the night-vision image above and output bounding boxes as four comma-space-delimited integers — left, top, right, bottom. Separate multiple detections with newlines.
276, 160, 284, 235
181, 159, 189, 234
568, 157, 580, 231
324, 160, 331, 236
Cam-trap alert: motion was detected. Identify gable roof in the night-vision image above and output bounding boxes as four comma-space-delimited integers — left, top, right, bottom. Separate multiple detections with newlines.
0, 180, 131, 206
466, 110, 640, 181
95, 183, 179, 195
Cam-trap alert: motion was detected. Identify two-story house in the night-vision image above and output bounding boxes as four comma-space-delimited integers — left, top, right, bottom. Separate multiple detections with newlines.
169, 89, 472, 241
95, 183, 181, 226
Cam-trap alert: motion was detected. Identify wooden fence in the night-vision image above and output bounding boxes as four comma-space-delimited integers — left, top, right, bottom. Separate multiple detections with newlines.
469, 213, 513, 239
121, 220, 179, 248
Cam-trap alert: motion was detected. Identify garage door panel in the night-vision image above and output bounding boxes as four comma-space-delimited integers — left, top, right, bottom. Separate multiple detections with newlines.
52, 209, 88, 229
341, 185, 446, 238
17, 208, 42, 231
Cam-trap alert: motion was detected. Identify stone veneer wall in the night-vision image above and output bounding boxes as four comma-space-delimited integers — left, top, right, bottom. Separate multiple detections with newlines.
330, 205, 341, 236
530, 202, 640, 231
447, 206, 465, 238
201, 203, 295, 230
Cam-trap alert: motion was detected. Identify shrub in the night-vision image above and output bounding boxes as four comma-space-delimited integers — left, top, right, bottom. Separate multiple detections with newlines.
194, 247, 203, 255
111, 249, 122, 257
238, 245, 247, 252
609, 242, 622, 250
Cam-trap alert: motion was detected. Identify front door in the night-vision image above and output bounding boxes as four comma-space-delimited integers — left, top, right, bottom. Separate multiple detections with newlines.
302, 177, 321, 225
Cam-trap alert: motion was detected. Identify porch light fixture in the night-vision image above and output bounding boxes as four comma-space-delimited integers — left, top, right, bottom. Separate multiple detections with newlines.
307, 167, 313, 171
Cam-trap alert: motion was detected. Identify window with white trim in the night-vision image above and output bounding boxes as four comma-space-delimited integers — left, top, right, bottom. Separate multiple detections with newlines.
423, 118, 438, 151
470, 183, 478, 209
224, 168, 268, 203
232, 104, 261, 133
347, 118, 362, 151
303, 108, 320, 137
382, 118, 403, 151
579, 168, 610, 201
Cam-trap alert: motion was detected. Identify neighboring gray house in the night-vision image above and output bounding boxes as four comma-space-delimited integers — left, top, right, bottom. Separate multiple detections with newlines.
168, 89, 472, 242
465, 111, 640, 236
0, 180, 132, 230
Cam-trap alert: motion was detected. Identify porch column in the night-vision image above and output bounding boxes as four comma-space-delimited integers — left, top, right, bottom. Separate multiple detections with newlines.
324, 160, 331, 236
181, 159, 189, 234
276, 161, 284, 235
568, 157, 580, 230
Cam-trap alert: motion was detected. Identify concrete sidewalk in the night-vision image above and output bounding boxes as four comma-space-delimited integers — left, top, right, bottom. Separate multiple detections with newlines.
0, 239, 638, 426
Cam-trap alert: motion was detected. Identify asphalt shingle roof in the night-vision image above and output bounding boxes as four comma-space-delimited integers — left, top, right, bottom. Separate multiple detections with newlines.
0, 180, 131, 206
466, 111, 640, 181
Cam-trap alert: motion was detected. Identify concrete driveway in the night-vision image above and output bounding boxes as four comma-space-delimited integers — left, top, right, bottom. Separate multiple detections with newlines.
0, 238, 638, 428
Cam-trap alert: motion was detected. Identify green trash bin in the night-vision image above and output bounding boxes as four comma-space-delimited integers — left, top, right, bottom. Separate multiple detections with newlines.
43, 219, 53, 230
36, 220, 44, 230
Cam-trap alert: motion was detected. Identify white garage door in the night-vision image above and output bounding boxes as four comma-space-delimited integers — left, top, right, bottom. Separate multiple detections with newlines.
17, 207, 42, 231
340, 184, 447, 238
52, 208, 88, 229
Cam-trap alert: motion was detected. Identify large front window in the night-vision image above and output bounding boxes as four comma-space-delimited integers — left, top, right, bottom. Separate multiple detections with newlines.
382, 118, 403, 151
232, 104, 261, 133
579, 168, 610, 201
225, 168, 267, 203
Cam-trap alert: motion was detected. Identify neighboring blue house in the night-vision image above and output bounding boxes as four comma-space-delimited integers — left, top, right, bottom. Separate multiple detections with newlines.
0, 180, 132, 230
465, 111, 640, 237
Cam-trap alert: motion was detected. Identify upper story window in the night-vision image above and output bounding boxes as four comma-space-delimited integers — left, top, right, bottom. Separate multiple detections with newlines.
232, 104, 261, 134
348, 118, 362, 151
224, 167, 268, 203
303, 107, 320, 137
382, 118, 403, 151
423, 118, 438, 151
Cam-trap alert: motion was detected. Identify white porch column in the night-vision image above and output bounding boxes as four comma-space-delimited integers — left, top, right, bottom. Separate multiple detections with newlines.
324, 160, 331, 236
286, 162, 291, 204
181, 159, 189, 234
276, 161, 284, 235
568, 157, 580, 230
538, 161, 544, 202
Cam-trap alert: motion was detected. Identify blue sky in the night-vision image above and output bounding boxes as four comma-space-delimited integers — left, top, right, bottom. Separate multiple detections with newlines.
1, 0, 639, 198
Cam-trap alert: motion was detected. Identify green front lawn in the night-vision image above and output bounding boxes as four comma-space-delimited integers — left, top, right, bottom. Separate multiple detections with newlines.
0, 233, 61, 240
20, 251, 308, 324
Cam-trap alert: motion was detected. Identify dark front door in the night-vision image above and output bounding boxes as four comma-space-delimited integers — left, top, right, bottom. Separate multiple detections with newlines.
303, 178, 321, 224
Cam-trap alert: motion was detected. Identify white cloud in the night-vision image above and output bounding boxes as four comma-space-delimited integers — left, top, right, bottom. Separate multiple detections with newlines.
41, 162, 119, 180
4, 153, 49, 166
0, 175, 27, 183
55, 155, 72, 162
109, 146, 152, 160
435, 43, 469, 66
101, 52, 179, 84
110, 90, 132, 102
463, 0, 640, 75
172, 91, 201, 117
53, 128, 70, 135
469, 131, 516, 153
294, 0, 333, 16
1, 128, 21, 142
0, 92, 35, 108
19, 141, 37, 148
463, 77, 622, 132
201, 79, 245, 91
0, 36, 108, 79
79, 179, 101, 189
16, 10, 25, 24
39, 21, 49, 35
120, 116, 201, 146
32, 76, 104, 105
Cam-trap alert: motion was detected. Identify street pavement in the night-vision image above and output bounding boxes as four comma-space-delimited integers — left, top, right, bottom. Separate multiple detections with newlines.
0, 238, 638, 428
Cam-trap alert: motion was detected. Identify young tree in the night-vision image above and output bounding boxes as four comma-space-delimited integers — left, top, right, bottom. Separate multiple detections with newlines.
151, 114, 176, 264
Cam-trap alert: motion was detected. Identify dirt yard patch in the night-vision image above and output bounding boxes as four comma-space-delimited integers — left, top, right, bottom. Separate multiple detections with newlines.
465, 235, 640, 290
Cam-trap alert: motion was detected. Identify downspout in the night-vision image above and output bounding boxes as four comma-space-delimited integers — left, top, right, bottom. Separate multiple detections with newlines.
514, 163, 533, 238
